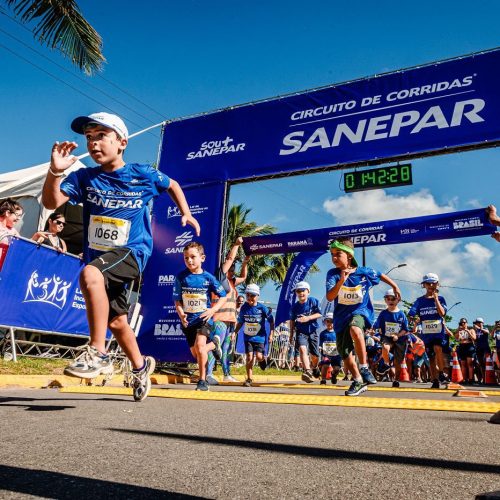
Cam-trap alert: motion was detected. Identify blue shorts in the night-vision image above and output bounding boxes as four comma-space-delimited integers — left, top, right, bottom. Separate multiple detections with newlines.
414, 352, 430, 368
245, 341, 265, 354
422, 334, 445, 349
320, 355, 342, 367
295, 331, 319, 357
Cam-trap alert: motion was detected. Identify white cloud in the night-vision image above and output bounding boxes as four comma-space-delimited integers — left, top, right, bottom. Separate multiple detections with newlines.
322, 189, 494, 290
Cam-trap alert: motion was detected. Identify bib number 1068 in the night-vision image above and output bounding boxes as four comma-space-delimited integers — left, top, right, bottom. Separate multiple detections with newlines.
93, 227, 119, 241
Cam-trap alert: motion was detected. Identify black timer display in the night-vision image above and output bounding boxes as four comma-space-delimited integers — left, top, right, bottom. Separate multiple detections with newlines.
344, 164, 412, 193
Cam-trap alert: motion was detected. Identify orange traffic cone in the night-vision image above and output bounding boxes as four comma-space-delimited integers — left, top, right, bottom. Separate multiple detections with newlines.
451, 350, 464, 383
399, 357, 410, 382
484, 354, 497, 385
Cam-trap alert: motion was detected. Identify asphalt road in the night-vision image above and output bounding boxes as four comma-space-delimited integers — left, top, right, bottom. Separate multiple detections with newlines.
0, 386, 499, 499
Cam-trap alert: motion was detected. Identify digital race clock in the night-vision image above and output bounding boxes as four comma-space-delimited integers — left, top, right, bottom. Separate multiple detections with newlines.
343, 164, 413, 193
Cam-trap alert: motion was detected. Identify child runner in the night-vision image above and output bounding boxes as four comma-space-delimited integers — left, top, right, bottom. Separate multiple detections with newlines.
235, 284, 275, 387
289, 281, 323, 383
206, 238, 249, 384
373, 288, 409, 387
408, 273, 448, 389
319, 312, 342, 385
326, 237, 402, 396
173, 242, 226, 391
42, 112, 200, 402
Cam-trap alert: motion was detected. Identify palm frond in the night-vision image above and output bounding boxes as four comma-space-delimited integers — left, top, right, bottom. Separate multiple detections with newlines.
6, 0, 104, 74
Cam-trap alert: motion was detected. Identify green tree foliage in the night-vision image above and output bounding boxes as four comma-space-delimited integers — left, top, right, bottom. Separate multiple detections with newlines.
225, 204, 319, 291
5, 0, 105, 74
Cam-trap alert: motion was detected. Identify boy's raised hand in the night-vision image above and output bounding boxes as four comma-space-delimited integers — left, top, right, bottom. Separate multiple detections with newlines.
181, 214, 201, 236
51, 141, 78, 174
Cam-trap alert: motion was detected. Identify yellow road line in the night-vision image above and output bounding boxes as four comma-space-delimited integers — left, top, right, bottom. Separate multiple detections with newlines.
60, 386, 500, 413
219, 382, 500, 396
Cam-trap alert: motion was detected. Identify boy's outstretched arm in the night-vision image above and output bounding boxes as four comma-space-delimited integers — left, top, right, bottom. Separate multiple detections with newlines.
167, 179, 200, 236
175, 301, 188, 327
42, 141, 76, 209
379, 274, 401, 300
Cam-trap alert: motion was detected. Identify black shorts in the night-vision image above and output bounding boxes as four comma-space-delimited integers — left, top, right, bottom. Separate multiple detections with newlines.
181, 321, 212, 348
245, 341, 265, 354
88, 247, 139, 321
457, 343, 475, 360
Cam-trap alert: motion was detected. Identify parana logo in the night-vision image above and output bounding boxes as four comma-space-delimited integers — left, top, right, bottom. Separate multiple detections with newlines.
186, 136, 246, 160
158, 275, 175, 285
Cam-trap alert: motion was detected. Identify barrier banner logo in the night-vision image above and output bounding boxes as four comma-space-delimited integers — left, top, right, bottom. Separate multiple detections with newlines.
0, 238, 90, 335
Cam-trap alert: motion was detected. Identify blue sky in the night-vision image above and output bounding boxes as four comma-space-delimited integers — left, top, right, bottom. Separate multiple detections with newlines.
1, 1, 499, 325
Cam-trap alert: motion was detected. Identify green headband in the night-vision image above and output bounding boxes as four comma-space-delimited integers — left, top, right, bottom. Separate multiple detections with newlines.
329, 240, 359, 267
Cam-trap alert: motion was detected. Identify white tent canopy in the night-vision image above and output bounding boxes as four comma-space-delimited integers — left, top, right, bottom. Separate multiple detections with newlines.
0, 160, 85, 238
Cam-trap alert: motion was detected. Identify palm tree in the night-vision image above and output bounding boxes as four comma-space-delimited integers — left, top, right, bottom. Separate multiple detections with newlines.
4, 0, 104, 74
225, 204, 319, 290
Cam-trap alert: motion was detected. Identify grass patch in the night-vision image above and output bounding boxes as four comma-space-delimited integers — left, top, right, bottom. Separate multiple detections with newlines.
0, 358, 67, 375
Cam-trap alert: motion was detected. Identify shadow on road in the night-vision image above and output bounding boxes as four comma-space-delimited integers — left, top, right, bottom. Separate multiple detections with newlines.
0, 464, 207, 499
110, 428, 500, 476
0, 397, 74, 411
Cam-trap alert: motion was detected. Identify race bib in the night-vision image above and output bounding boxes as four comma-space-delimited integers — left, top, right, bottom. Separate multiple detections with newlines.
459, 330, 470, 341
88, 215, 131, 251
385, 322, 400, 335
322, 342, 338, 356
245, 323, 260, 336
338, 285, 363, 305
182, 293, 207, 314
422, 319, 442, 334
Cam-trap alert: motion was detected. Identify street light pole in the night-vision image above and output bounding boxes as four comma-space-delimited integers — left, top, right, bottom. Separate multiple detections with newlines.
385, 263, 407, 275
447, 301, 462, 313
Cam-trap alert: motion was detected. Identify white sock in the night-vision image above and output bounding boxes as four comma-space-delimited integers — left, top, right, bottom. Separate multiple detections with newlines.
359, 364, 368, 369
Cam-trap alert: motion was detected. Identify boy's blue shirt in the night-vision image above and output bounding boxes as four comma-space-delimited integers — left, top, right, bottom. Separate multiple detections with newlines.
408, 295, 448, 336
290, 297, 321, 334
61, 163, 170, 271
325, 266, 382, 332
374, 309, 409, 337
238, 302, 272, 344
173, 269, 226, 327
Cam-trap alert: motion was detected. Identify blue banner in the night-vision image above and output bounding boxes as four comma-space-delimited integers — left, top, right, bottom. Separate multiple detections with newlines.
243, 208, 496, 256
138, 183, 226, 362
275, 251, 325, 328
160, 50, 500, 187
0, 238, 90, 335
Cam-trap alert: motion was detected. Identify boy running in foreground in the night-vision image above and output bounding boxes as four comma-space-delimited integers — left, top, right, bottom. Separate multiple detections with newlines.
326, 238, 401, 396
174, 242, 226, 391
42, 112, 200, 401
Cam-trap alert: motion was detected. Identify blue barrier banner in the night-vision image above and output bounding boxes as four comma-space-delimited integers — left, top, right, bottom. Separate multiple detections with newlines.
160, 50, 500, 187
138, 183, 226, 362
275, 251, 325, 328
243, 208, 496, 255
0, 238, 90, 335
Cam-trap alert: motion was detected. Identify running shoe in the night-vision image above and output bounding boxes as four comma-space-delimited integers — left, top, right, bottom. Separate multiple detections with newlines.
392, 381, 400, 388
430, 379, 440, 389
212, 335, 222, 361
301, 370, 314, 383
345, 380, 368, 396
131, 356, 156, 402
312, 367, 321, 379
320, 379, 327, 385
223, 375, 238, 382
438, 372, 450, 384
360, 366, 377, 385
196, 380, 209, 391
331, 374, 338, 385
206, 375, 219, 385
64, 345, 113, 379
258, 359, 267, 371
243, 379, 252, 387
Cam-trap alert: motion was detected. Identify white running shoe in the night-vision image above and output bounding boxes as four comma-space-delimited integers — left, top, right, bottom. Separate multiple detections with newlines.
64, 346, 113, 379
223, 375, 238, 382
131, 356, 156, 402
